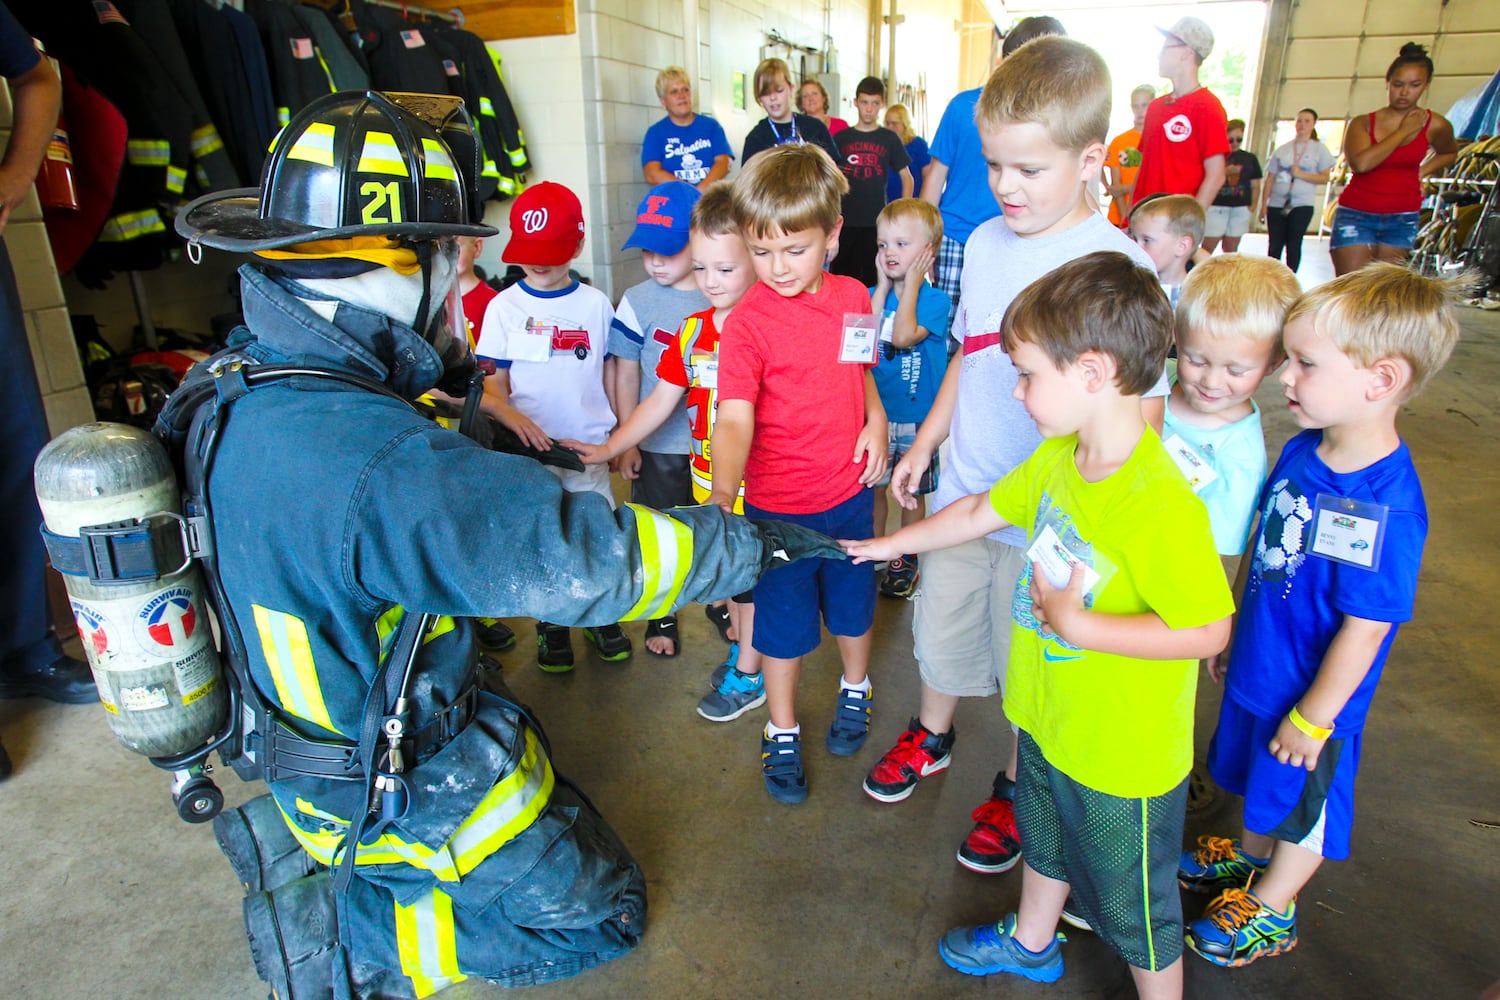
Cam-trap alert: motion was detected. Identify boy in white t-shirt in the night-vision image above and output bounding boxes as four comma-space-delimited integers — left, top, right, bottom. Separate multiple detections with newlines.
476, 182, 632, 671
866, 38, 1163, 880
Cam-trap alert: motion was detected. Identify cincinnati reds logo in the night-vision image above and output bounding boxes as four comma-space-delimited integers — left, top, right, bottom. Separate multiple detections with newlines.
521, 208, 549, 233
138, 588, 199, 649
1164, 114, 1193, 143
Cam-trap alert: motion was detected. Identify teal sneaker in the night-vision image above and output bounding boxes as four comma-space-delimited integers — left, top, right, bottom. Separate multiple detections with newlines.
1178, 835, 1268, 893
1186, 888, 1298, 967
707, 642, 739, 691
938, 913, 1065, 982
697, 664, 766, 722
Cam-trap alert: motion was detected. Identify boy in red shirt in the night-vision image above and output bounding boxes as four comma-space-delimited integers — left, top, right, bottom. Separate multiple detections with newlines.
708, 144, 889, 803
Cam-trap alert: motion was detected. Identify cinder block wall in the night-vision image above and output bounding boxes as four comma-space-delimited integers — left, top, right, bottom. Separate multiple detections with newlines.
0, 77, 92, 437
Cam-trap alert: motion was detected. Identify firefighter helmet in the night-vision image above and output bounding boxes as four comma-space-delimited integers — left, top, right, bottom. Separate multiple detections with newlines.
176, 91, 496, 251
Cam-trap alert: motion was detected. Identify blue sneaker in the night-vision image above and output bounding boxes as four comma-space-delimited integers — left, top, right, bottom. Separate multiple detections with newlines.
825, 684, 872, 756
1186, 888, 1298, 967
707, 643, 739, 691
1178, 835, 1268, 893
761, 729, 808, 804
697, 665, 766, 722
938, 913, 1065, 982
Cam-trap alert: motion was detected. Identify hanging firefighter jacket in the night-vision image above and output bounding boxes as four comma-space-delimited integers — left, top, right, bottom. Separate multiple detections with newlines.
166, 0, 280, 186
430, 24, 529, 199
243, 0, 339, 127
17, 0, 195, 277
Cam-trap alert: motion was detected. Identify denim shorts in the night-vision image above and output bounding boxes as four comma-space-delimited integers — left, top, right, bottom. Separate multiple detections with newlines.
1329, 205, 1421, 250
744, 489, 875, 659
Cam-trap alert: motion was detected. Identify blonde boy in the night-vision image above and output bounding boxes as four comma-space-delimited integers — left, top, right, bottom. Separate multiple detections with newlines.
1182, 265, 1460, 968
1129, 193, 1205, 302
845, 251, 1233, 997
710, 144, 889, 803
868, 198, 949, 599
1163, 254, 1300, 556
866, 38, 1162, 876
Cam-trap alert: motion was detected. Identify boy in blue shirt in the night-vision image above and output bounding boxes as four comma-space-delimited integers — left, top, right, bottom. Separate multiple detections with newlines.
1180, 264, 1460, 967
868, 197, 948, 597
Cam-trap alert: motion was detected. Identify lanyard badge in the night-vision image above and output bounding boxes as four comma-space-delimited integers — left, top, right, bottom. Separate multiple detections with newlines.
1310, 493, 1387, 570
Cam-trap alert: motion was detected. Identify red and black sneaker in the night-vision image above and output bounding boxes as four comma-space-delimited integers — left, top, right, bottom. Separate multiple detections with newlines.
863, 718, 955, 803
957, 776, 1022, 874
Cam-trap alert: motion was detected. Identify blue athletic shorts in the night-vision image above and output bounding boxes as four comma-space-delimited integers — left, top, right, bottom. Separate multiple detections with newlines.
1329, 205, 1421, 251
744, 489, 875, 659
1206, 697, 1361, 860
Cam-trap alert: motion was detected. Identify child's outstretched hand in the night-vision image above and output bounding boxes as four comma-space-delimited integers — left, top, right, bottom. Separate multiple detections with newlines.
1204, 650, 1229, 685
841, 536, 900, 564
1029, 561, 1087, 641
1268, 714, 1326, 771
557, 438, 610, 466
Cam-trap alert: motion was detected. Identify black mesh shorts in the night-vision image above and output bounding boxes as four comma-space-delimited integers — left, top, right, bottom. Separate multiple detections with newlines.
1014, 730, 1187, 971
629, 450, 693, 510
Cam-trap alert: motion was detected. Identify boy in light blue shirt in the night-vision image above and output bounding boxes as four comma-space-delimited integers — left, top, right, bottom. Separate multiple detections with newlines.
1162, 254, 1301, 556
868, 197, 949, 597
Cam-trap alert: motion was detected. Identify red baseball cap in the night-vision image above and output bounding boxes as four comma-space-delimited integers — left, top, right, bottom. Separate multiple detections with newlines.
502, 182, 586, 265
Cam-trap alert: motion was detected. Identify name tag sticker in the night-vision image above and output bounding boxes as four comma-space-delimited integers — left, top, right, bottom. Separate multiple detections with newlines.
1310, 493, 1386, 570
691, 355, 719, 389
878, 313, 895, 344
840, 313, 878, 363
1026, 524, 1101, 595
1163, 433, 1219, 493
505, 320, 553, 363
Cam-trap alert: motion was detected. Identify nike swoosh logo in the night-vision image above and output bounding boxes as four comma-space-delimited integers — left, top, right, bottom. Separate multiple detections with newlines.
1043, 647, 1085, 663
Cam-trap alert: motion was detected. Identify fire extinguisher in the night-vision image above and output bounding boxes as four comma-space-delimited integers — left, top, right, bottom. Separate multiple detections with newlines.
34, 423, 228, 777
34, 50, 79, 212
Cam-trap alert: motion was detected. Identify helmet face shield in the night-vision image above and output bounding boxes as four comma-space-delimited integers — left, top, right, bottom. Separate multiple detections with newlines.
177, 91, 496, 252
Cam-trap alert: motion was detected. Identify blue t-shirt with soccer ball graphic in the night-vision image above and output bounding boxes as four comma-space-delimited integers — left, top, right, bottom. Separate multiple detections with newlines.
1225, 430, 1427, 734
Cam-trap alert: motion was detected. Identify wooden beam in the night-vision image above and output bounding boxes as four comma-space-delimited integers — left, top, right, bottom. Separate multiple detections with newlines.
449, 0, 576, 41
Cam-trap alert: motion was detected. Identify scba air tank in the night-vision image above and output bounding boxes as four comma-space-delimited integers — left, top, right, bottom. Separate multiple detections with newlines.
35, 422, 227, 757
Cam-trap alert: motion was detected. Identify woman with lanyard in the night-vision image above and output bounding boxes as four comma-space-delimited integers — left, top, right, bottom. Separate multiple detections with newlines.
1258, 108, 1336, 273
883, 103, 930, 202
798, 78, 848, 136
1330, 42, 1457, 275
741, 58, 840, 166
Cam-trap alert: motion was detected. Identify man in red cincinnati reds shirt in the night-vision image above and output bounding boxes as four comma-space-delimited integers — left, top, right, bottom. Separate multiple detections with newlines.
1133, 16, 1228, 212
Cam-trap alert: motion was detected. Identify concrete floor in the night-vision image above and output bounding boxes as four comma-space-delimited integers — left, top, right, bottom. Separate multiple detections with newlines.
3, 237, 1498, 999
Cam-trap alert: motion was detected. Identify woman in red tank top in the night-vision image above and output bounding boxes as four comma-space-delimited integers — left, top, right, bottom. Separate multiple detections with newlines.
1331, 43, 1457, 275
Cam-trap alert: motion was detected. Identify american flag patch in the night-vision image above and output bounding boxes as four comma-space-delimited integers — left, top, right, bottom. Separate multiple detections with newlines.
400, 29, 426, 48
93, 1, 128, 25
290, 37, 314, 59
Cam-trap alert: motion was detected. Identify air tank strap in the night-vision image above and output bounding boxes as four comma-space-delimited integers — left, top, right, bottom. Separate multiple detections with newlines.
41, 510, 211, 585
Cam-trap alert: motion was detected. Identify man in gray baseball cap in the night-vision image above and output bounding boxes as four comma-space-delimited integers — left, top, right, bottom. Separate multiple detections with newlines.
1131, 14, 1229, 212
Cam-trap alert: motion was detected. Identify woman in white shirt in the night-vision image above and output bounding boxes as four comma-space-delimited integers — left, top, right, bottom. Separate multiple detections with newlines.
1257, 108, 1336, 272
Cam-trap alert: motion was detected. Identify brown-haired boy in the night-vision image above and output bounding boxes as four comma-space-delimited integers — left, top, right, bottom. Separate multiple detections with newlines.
845, 251, 1233, 997
709, 143, 889, 803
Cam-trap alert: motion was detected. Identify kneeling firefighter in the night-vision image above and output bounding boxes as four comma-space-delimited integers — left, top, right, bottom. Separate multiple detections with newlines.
152, 90, 836, 998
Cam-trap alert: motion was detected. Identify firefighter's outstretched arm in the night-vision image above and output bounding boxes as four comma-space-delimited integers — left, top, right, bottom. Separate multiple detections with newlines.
356, 435, 842, 628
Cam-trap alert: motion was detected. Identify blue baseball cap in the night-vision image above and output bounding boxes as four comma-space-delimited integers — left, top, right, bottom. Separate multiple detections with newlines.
621, 181, 700, 255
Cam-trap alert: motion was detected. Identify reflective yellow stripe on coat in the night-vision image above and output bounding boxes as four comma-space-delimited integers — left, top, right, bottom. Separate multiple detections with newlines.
279, 725, 554, 881
621, 503, 693, 621
394, 887, 467, 997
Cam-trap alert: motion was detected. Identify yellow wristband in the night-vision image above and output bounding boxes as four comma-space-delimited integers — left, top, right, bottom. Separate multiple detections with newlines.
1288, 705, 1333, 741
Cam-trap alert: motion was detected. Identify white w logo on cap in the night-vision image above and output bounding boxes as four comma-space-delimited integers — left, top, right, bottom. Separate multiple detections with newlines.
521, 208, 549, 233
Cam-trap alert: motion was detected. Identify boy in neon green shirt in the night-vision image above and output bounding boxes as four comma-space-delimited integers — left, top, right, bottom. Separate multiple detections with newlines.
843, 251, 1233, 998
